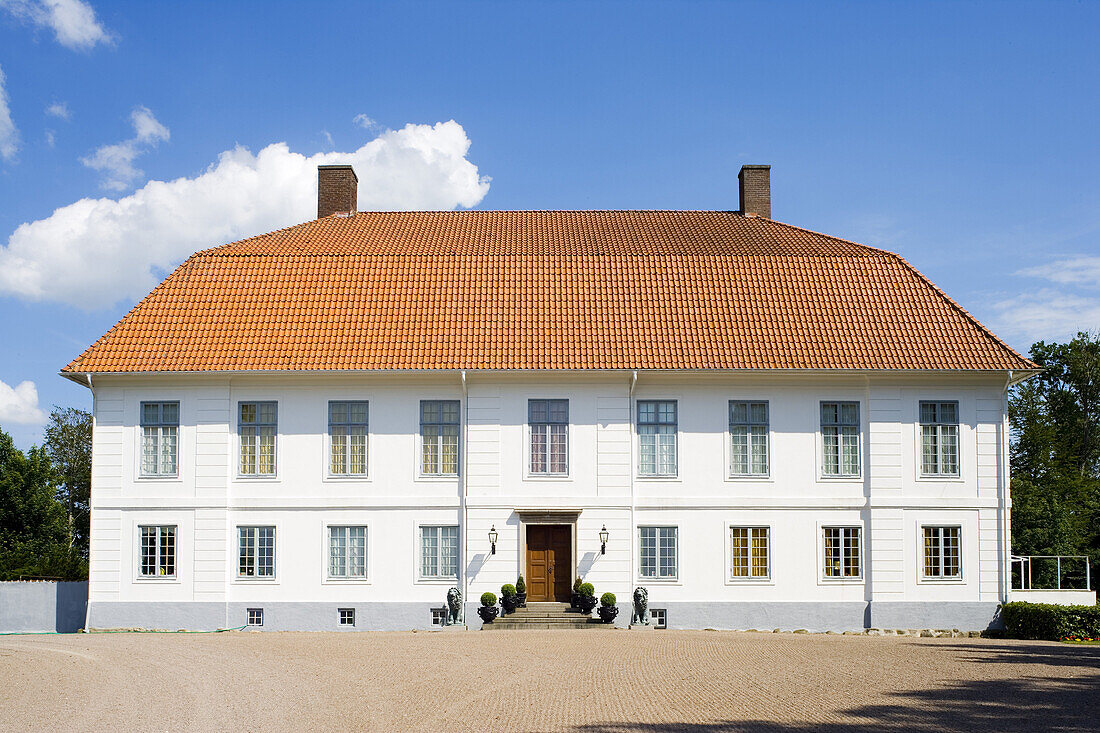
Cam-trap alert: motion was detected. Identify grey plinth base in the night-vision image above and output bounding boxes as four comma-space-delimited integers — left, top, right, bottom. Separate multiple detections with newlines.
436, 625, 468, 631
628, 624, 656, 631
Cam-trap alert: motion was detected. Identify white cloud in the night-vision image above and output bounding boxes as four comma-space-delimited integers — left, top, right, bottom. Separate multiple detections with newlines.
989, 255, 1100, 345
44, 128, 55, 146
0, 120, 490, 308
0, 65, 19, 162
0, 379, 47, 425
0, 0, 112, 50
81, 105, 170, 191
353, 114, 377, 130
45, 100, 70, 120
1019, 256, 1100, 287
321, 129, 334, 149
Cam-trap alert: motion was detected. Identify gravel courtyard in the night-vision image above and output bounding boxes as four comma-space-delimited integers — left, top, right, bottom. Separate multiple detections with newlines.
1, 629, 1097, 732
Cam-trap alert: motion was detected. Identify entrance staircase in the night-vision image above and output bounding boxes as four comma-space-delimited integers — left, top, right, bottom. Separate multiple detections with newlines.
481, 602, 605, 630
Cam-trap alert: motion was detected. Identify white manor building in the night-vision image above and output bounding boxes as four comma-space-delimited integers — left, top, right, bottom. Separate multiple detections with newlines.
64, 164, 1038, 631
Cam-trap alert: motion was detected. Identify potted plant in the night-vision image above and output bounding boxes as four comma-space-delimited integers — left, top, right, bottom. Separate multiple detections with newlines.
478, 592, 499, 624
571, 577, 583, 609
577, 582, 598, 614
515, 575, 527, 607
500, 584, 517, 614
598, 592, 619, 623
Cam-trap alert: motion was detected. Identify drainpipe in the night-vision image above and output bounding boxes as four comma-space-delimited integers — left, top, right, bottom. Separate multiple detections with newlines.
1000, 372, 1013, 603
83, 374, 93, 632
628, 370, 638, 603
460, 370, 469, 625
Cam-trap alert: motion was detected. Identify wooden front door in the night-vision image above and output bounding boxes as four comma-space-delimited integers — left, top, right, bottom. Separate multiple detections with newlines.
525, 524, 572, 602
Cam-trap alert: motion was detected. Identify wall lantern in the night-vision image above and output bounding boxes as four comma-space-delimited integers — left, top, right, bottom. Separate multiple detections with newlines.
488, 525, 498, 555
599, 524, 609, 555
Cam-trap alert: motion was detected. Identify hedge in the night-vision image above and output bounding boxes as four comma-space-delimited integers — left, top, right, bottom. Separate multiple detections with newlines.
1001, 601, 1100, 640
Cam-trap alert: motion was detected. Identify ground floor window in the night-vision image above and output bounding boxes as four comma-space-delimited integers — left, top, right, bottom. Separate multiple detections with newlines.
338, 608, 355, 626
639, 526, 678, 579
246, 608, 264, 626
823, 526, 861, 579
730, 526, 769, 579
923, 526, 961, 578
420, 525, 458, 579
139, 524, 176, 578
328, 525, 367, 579
238, 526, 275, 578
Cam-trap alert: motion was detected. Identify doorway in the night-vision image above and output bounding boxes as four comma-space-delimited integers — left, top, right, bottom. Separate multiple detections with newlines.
525, 524, 572, 602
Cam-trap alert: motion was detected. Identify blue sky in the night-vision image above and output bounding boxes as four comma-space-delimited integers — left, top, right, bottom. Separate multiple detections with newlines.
1, 1, 1098, 449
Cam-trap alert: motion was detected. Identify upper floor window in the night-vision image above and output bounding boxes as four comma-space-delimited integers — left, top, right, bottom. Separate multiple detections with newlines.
638, 400, 677, 476
328, 525, 367, 579
239, 402, 277, 477
238, 525, 275, 578
529, 399, 568, 475
821, 402, 860, 476
730, 526, 769, 580
139, 524, 176, 578
420, 525, 459, 579
140, 401, 178, 477
920, 401, 959, 476
730, 401, 768, 476
420, 400, 459, 476
923, 525, 961, 579
329, 401, 368, 476
823, 526, 861, 579
639, 526, 678, 579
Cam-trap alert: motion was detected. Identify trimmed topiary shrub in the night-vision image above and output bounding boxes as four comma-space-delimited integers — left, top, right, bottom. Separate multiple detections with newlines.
501, 584, 516, 597
600, 592, 616, 607
515, 575, 526, 594
480, 592, 497, 607
573, 577, 583, 593
579, 582, 595, 597
1001, 601, 1100, 641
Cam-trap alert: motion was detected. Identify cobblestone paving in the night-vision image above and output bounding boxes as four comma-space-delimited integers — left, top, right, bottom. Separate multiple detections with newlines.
1, 629, 1097, 732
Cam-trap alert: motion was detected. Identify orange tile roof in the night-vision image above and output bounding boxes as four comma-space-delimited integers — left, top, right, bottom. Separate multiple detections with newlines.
63, 211, 1035, 373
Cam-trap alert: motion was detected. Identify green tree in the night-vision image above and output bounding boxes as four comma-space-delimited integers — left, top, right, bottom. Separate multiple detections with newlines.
44, 407, 92, 558
1009, 332, 1100, 586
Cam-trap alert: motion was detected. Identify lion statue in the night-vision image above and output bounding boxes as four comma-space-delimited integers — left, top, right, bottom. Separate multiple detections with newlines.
446, 587, 463, 626
631, 587, 649, 625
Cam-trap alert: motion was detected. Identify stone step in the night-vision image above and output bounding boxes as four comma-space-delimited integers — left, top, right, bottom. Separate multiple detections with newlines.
482, 621, 608, 630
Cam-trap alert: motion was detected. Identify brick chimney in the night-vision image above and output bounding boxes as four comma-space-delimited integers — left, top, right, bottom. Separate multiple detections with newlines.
738, 164, 771, 218
317, 165, 358, 218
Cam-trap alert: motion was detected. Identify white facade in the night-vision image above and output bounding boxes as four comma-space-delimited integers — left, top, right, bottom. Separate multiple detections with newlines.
84, 370, 1013, 632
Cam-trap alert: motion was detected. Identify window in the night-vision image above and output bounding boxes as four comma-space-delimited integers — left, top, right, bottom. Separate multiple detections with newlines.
328, 525, 367, 579
420, 400, 459, 476
239, 402, 277, 476
246, 608, 264, 626
730, 527, 769, 579
821, 402, 860, 476
823, 526, 862, 579
729, 401, 768, 476
649, 608, 667, 629
431, 608, 447, 626
420, 525, 459, 579
238, 526, 275, 578
329, 401, 368, 476
338, 608, 355, 626
923, 526, 961, 579
529, 399, 568, 474
138, 525, 176, 577
920, 402, 960, 476
639, 526, 678, 579
638, 401, 677, 476
140, 402, 179, 476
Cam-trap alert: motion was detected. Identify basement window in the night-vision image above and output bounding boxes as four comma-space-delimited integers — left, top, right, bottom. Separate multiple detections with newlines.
650, 608, 667, 629
246, 608, 264, 627
431, 608, 446, 626
338, 608, 355, 626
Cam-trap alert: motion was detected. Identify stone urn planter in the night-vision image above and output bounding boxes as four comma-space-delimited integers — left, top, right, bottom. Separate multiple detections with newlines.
598, 593, 619, 623
515, 576, 528, 608
478, 606, 499, 624
501, 594, 518, 615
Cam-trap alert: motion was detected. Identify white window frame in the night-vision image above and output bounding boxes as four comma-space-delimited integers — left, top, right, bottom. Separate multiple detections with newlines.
136, 524, 177, 580
338, 608, 356, 626
139, 401, 179, 478
326, 524, 368, 581
820, 401, 861, 479
920, 525, 963, 581
820, 525, 863, 581
327, 400, 369, 478
246, 608, 264, 627
728, 400, 770, 478
527, 398, 570, 477
237, 401, 278, 478
727, 525, 771, 581
418, 400, 460, 478
636, 400, 679, 478
918, 401, 961, 478
418, 524, 460, 582
237, 525, 276, 581
638, 525, 679, 581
